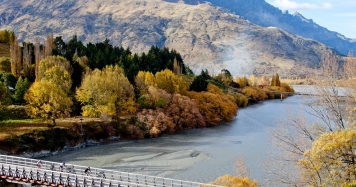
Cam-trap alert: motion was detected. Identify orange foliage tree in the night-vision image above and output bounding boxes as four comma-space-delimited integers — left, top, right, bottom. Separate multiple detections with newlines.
189, 91, 237, 126
242, 86, 267, 102
165, 94, 206, 130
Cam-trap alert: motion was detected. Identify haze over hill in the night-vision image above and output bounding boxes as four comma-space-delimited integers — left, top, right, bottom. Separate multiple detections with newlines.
168, 0, 356, 56
0, 0, 341, 77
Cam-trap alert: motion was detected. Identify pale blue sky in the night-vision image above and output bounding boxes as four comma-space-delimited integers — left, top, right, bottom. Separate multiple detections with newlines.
265, 0, 356, 39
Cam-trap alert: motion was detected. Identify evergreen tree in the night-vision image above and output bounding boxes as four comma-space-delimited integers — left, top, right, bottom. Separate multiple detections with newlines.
12, 76, 30, 104
201, 69, 211, 80
190, 75, 208, 92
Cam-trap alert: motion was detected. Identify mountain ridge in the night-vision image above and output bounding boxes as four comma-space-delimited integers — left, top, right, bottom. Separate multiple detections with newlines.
167, 0, 355, 55
0, 0, 340, 77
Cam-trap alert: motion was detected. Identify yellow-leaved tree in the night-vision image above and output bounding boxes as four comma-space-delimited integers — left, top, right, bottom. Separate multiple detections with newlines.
298, 129, 356, 186
211, 175, 258, 187
135, 71, 155, 96
24, 81, 73, 119
25, 56, 73, 120
155, 69, 188, 95
76, 65, 136, 117
37, 55, 72, 81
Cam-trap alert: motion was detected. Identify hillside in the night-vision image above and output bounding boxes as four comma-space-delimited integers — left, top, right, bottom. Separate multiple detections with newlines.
0, 0, 340, 77
169, 0, 356, 56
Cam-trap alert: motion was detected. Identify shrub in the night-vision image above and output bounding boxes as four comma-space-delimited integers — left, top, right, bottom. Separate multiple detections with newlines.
189, 91, 237, 126
281, 82, 295, 92
0, 57, 11, 73
241, 86, 267, 102
2, 105, 29, 120
266, 86, 286, 99
230, 93, 249, 107
210, 174, 258, 187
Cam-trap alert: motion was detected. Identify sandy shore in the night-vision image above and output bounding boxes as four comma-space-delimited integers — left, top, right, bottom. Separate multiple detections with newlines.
46, 140, 211, 178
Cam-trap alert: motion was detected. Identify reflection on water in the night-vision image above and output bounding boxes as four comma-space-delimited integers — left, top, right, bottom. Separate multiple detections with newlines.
46, 90, 314, 185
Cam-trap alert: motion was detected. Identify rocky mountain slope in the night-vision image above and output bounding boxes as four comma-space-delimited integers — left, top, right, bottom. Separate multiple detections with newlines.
168, 0, 356, 56
0, 0, 339, 77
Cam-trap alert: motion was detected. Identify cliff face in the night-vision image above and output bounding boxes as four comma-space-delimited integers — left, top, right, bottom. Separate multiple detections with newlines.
167, 0, 356, 56
0, 0, 339, 77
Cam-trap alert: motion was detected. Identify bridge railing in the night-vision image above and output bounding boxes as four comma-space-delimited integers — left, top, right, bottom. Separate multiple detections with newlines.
0, 155, 221, 187
0, 163, 154, 187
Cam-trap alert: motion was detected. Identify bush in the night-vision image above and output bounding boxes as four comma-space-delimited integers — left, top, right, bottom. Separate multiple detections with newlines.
0, 57, 11, 73
189, 91, 237, 126
280, 82, 295, 92
0, 72, 17, 88
241, 86, 267, 102
266, 86, 287, 99
230, 93, 249, 107
2, 105, 29, 120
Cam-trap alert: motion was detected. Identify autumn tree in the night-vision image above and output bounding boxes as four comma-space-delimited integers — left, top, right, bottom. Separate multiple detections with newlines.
10, 36, 21, 78
344, 52, 355, 76
34, 37, 45, 78
137, 86, 171, 110
45, 33, 54, 57
22, 42, 34, 80
24, 81, 73, 120
241, 86, 267, 102
214, 69, 233, 86
210, 175, 257, 187
269, 51, 355, 186
298, 130, 356, 186
25, 56, 73, 120
258, 75, 269, 86
189, 90, 237, 126
248, 75, 258, 87
165, 93, 206, 130
155, 69, 188, 95
135, 71, 155, 96
137, 109, 175, 137
237, 76, 249, 88
37, 55, 72, 81
230, 93, 249, 107
270, 73, 281, 86
173, 58, 182, 75
76, 65, 136, 117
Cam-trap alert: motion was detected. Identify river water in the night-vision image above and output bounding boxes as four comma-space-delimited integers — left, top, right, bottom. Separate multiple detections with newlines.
46, 86, 314, 185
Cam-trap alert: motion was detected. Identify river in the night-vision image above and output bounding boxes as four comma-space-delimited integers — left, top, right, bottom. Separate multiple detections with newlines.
46, 86, 314, 185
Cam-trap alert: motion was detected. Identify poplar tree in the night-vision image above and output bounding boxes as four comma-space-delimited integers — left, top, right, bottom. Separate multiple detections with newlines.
22, 42, 33, 80
10, 36, 21, 78
45, 33, 54, 57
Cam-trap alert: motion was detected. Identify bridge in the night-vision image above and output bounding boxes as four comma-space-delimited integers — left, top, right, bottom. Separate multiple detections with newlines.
0, 155, 221, 187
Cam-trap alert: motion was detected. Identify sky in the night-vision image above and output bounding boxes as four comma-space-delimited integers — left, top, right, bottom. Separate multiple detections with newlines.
265, 0, 356, 39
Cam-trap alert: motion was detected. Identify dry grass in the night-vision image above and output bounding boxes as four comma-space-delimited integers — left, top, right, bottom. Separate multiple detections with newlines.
0, 117, 103, 137
281, 78, 315, 85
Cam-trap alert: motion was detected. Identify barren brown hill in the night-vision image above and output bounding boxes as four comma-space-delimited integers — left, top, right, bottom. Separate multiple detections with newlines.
0, 0, 341, 77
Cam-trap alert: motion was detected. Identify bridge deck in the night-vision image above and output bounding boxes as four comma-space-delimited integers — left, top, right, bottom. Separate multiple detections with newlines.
0, 155, 220, 187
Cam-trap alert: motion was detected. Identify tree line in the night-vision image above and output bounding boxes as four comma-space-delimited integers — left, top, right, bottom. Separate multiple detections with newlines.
0, 31, 295, 150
